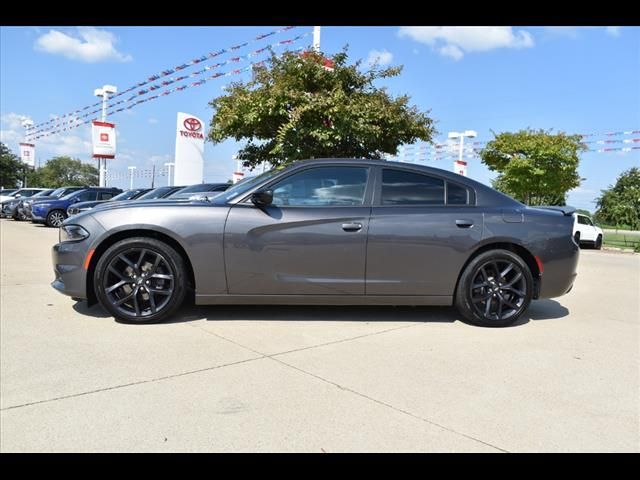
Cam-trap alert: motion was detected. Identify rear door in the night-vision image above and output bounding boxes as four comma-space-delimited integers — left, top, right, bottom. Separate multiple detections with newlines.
224, 165, 373, 295
366, 167, 484, 296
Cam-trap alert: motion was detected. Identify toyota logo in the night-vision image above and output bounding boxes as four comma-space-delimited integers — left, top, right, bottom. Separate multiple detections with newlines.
183, 118, 202, 132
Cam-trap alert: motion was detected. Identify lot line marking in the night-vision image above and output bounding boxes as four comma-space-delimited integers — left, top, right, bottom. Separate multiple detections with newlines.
0, 355, 265, 412
188, 323, 509, 453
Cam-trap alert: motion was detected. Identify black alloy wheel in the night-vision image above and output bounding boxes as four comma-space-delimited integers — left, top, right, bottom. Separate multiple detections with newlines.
94, 237, 187, 323
455, 249, 533, 327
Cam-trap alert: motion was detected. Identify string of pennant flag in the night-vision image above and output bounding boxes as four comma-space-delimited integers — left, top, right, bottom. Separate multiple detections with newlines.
29, 47, 308, 141
25, 26, 300, 134
26, 33, 312, 140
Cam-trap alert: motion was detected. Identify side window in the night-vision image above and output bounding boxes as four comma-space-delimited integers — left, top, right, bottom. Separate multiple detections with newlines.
446, 182, 469, 205
585, 217, 593, 226
381, 169, 445, 205
577, 215, 587, 225
99, 192, 116, 200
76, 191, 96, 202
270, 166, 369, 207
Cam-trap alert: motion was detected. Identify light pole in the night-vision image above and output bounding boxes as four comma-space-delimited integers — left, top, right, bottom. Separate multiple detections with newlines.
21, 118, 34, 187
164, 162, 175, 186
94, 84, 118, 187
128, 166, 137, 189
313, 26, 321, 52
448, 130, 477, 176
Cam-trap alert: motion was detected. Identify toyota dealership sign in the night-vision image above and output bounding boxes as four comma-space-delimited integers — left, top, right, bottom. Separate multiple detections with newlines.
174, 112, 205, 185
91, 120, 117, 158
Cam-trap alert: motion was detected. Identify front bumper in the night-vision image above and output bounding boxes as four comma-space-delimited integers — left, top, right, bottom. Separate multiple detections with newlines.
51, 241, 90, 299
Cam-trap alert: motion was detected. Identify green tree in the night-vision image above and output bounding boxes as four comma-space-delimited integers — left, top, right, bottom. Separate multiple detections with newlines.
480, 129, 586, 205
208, 48, 435, 169
35, 156, 99, 188
595, 167, 640, 230
0, 142, 28, 188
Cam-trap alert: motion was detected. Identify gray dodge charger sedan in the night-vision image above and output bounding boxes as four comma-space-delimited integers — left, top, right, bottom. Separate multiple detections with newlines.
52, 158, 579, 327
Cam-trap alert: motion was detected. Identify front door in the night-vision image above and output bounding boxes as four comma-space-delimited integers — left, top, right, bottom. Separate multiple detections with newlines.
224, 165, 372, 295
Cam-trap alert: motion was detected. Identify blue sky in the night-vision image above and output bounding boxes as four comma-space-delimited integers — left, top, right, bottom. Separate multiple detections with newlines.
1, 25, 639, 210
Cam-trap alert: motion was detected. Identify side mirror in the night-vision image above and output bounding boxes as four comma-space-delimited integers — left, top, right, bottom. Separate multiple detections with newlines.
251, 189, 273, 207
15, 194, 22, 198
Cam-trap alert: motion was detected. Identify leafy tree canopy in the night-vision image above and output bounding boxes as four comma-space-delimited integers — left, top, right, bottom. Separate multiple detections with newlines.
208, 48, 435, 169
480, 129, 586, 206
33, 156, 99, 188
595, 167, 640, 230
0, 143, 27, 188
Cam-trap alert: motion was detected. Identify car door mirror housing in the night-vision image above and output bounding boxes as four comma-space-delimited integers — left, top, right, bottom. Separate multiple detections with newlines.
251, 190, 273, 207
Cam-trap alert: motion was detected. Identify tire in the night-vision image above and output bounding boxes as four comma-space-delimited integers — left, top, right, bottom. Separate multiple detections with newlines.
46, 209, 66, 227
94, 237, 187, 324
595, 235, 603, 250
574, 231, 581, 247
455, 249, 534, 328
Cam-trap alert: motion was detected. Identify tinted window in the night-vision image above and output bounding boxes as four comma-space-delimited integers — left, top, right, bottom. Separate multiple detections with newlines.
577, 215, 587, 225
99, 191, 116, 200
271, 167, 369, 206
74, 190, 97, 202
447, 182, 469, 205
137, 187, 176, 200
382, 169, 444, 205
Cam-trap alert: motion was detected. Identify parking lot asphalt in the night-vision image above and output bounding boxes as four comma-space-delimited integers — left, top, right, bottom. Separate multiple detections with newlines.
1, 219, 638, 452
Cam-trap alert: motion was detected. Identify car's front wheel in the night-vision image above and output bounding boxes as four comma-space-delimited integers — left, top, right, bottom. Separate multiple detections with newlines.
455, 249, 534, 327
46, 209, 66, 227
94, 237, 188, 324
595, 235, 603, 250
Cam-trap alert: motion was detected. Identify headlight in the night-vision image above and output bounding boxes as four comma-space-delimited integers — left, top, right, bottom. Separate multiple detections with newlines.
59, 225, 90, 243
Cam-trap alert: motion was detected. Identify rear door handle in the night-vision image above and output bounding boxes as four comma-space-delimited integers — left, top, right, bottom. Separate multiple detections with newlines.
455, 219, 474, 228
342, 222, 363, 232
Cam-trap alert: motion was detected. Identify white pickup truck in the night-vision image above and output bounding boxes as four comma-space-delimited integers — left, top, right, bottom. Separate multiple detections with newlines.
573, 213, 604, 249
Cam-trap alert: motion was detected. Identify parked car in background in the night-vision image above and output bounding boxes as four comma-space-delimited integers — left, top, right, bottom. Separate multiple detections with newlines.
24, 186, 86, 221
573, 213, 604, 249
32, 187, 122, 227
1, 188, 48, 218
134, 186, 186, 201
168, 183, 229, 199
52, 159, 580, 328
11, 189, 55, 220
67, 188, 151, 217
0, 188, 18, 200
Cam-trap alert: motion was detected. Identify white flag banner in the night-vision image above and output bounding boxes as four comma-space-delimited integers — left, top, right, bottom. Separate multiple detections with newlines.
174, 112, 205, 185
92, 121, 116, 158
19, 143, 35, 167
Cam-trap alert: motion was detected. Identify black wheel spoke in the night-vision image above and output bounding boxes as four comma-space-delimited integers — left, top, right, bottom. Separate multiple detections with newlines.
105, 280, 128, 294
502, 296, 520, 310
114, 291, 135, 306
502, 286, 525, 296
472, 281, 489, 289
118, 254, 137, 271
103, 247, 175, 318
484, 296, 492, 316
500, 263, 514, 278
150, 273, 173, 280
504, 272, 522, 287
496, 297, 504, 319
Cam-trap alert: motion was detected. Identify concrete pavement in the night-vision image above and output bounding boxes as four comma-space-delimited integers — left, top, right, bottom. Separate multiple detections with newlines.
1, 219, 638, 452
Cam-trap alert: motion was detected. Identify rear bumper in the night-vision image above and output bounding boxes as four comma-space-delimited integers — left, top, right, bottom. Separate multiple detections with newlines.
537, 240, 580, 299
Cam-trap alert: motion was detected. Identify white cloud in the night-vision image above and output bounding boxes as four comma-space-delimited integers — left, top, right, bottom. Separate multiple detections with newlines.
398, 26, 534, 60
605, 27, 621, 37
1, 112, 93, 160
34, 27, 132, 63
367, 49, 393, 67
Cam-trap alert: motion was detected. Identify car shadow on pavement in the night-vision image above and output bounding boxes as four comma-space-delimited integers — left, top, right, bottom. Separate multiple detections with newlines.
72, 298, 569, 327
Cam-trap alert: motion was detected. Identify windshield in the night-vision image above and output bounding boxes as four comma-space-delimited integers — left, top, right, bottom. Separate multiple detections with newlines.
215, 168, 283, 203
60, 189, 86, 200
111, 189, 145, 201
137, 186, 177, 200
48, 187, 67, 197
174, 184, 220, 194
32, 190, 53, 198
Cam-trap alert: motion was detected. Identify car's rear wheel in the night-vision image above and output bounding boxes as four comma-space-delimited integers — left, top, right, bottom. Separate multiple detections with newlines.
595, 235, 603, 250
46, 209, 66, 227
455, 249, 533, 327
574, 231, 581, 246
94, 237, 187, 324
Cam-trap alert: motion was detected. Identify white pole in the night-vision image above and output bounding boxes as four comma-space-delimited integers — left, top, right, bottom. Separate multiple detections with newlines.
164, 163, 175, 186
128, 166, 136, 189
313, 26, 321, 52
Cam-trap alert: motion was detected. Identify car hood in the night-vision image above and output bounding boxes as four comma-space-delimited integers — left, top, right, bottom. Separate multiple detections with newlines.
31, 196, 62, 204
92, 198, 202, 212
